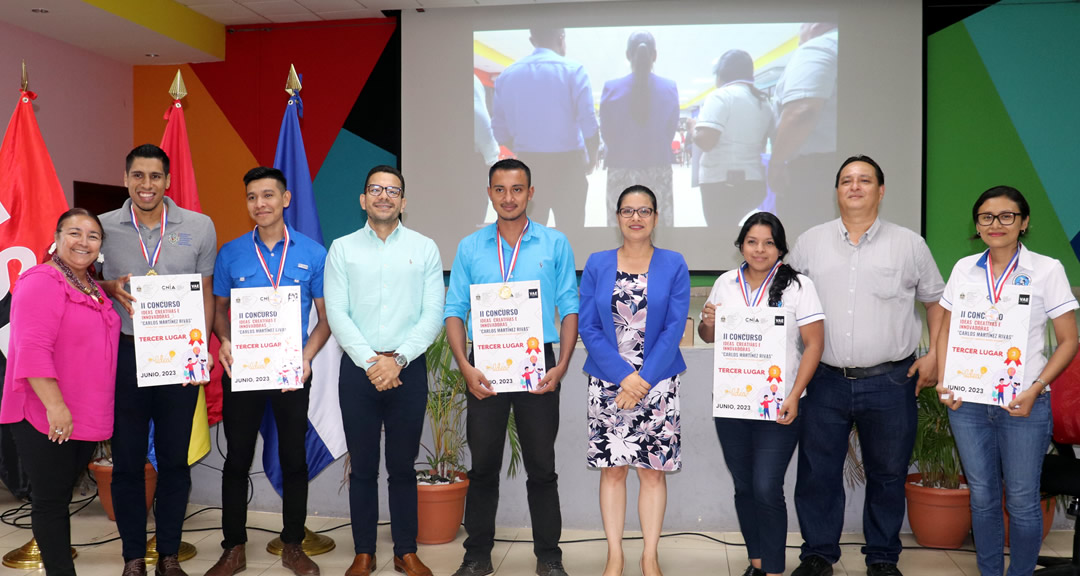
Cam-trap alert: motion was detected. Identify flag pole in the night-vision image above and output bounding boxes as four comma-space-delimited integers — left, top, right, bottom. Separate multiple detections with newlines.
265, 63, 335, 559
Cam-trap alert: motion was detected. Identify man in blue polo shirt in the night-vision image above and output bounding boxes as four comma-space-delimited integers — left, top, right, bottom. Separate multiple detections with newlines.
445, 159, 579, 576
206, 167, 330, 576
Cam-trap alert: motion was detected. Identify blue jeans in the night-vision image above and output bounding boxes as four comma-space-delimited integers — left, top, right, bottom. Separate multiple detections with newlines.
715, 417, 799, 574
795, 361, 917, 566
948, 393, 1052, 576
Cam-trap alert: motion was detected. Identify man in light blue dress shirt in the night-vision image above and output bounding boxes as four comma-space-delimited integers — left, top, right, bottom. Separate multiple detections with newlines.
491, 28, 599, 227
445, 159, 579, 576
324, 165, 444, 576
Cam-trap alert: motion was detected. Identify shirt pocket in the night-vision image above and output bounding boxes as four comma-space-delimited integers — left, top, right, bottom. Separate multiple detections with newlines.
870, 264, 903, 300
228, 261, 262, 290
281, 262, 312, 288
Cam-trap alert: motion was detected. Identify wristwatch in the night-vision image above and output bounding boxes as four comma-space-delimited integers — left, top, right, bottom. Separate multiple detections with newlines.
393, 353, 408, 369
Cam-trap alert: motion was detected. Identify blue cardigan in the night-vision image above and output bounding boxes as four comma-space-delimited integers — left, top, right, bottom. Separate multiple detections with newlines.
579, 247, 690, 387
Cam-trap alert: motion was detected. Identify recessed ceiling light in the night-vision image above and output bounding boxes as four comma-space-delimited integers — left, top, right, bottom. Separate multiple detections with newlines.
145, 53, 160, 58
31, 8, 49, 14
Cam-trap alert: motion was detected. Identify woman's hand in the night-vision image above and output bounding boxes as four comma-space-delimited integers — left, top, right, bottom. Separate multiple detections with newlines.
1005, 387, 1039, 418
46, 402, 73, 443
701, 302, 717, 329
776, 396, 799, 425
615, 389, 640, 410
936, 383, 962, 411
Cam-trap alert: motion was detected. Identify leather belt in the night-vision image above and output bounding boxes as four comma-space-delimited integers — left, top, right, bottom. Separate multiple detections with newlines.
821, 354, 915, 380
120, 333, 135, 343
374, 351, 395, 357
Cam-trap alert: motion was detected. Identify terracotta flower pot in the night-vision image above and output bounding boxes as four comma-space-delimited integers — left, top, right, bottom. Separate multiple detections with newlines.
1003, 494, 1056, 546
416, 472, 469, 545
905, 473, 972, 549
88, 460, 158, 522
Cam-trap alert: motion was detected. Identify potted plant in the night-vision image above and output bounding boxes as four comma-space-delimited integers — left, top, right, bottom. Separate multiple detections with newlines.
904, 386, 971, 549
87, 441, 157, 521
415, 329, 521, 544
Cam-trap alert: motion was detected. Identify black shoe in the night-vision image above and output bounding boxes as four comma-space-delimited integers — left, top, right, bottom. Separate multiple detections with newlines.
867, 563, 903, 576
535, 559, 569, 576
741, 566, 767, 576
451, 559, 494, 576
791, 556, 833, 576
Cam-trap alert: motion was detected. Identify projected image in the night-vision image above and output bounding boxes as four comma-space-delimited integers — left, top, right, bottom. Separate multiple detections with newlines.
474, 23, 838, 230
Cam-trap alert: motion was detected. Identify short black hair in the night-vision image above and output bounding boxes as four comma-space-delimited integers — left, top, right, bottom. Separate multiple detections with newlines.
366, 165, 404, 195
530, 28, 565, 48
126, 144, 170, 176
835, 154, 884, 188
243, 166, 287, 191
55, 207, 105, 240
489, 158, 531, 188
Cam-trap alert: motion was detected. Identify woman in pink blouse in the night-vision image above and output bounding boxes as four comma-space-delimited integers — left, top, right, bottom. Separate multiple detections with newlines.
1, 208, 120, 576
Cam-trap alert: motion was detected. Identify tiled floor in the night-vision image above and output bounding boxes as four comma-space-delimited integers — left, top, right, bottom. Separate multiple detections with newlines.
0, 489, 1073, 576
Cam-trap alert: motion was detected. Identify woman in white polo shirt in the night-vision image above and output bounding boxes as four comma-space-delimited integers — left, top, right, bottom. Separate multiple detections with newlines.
699, 212, 824, 576
936, 185, 1078, 576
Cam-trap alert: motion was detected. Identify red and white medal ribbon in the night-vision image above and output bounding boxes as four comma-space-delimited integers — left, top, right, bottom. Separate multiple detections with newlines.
130, 204, 167, 272
253, 225, 289, 290
497, 219, 529, 284
737, 260, 782, 307
984, 243, 1021, 304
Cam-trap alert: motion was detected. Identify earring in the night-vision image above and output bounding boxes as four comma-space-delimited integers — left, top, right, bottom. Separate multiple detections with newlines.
974, 232, 980, 238
48, 242, 56, 254
97, 253, 105, 264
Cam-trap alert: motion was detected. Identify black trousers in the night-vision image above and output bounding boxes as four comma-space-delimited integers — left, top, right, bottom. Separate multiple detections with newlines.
11, 420, 95, 576
700, 179, 767, 230
463, 344, 561, 563
220, 373, 310, 548
516, 151, 588, 228
112, 338, 198, 561
339, 354, 428, 557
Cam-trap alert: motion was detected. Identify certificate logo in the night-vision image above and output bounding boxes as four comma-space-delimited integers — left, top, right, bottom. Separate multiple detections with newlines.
528, 288, 539, 299
773, 316, 785, 326
190, 281, 201, 291
1018, 294, 1030, 305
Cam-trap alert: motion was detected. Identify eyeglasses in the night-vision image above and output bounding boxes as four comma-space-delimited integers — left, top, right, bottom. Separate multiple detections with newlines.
617, 207, 655, 219
365, 184, 402, 198
976, 212, 1021, 226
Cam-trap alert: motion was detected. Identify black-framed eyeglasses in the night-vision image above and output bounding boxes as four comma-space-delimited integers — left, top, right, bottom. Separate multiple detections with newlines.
365, 184, 402, 198
618, 207, 655, 219
976, 212, 1021, 226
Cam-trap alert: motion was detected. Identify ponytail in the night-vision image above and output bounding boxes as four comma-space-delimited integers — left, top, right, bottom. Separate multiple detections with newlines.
629, 41, 653, 125
768, 263, 801, 307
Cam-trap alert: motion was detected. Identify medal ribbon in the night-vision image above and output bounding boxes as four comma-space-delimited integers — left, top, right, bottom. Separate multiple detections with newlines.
129, 204, 167, 271
737, 260, 782, 307
497, 219, 530, 284
984, 243, 1021, 304
253, 225, 290, 290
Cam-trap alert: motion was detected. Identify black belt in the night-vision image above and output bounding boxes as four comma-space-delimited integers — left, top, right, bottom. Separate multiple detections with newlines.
821, 354, 915, 380
120, 333, 135, 343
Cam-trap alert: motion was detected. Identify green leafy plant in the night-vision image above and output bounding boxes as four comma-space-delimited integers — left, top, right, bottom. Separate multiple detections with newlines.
418, 328, 520, 483
910, 386, 963, 489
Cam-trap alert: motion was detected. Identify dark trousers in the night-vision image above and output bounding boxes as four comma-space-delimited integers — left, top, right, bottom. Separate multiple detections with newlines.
112, 338, 199, 561
794, 361, 917, 566
339, 354, 428, 557
715, 417, 799, 575
463, 345, 561, 564
11, 420, 95, 576
516, 151, 588, 227
701, 180, 767, 230
783, 152, 838, 224
220, 373, 310, 548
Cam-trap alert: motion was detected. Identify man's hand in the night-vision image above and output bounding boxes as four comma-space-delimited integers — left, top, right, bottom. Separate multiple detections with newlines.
909, 350, 938, 395
283, 358, 312, 393
218, 339, 234, 378
532, 363, 567, 395
102, 274, 135, 316
462, 363, 495, 399
366, 355, 403, 392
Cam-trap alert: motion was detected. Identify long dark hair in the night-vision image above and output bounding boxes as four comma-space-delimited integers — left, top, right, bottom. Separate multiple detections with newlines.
734, 212, 800, 307
627, 31, 656, 125
715, 49, 767, 105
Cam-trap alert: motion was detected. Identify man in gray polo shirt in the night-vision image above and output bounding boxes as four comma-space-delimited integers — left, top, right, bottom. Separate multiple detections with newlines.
787, 155, 944, 576
99, 144, 217, 576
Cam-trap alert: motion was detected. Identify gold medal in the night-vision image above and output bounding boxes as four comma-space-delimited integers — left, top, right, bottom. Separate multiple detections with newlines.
146, 269, 157, 276
499, 285, 512, 299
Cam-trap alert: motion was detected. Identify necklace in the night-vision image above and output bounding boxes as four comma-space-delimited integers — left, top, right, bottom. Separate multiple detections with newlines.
52, 254, 104, 304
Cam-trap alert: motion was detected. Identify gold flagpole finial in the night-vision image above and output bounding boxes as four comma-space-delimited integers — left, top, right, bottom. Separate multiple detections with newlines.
285, 64, 302, 97
20, 60, 28, 92
169, 69, 187, 100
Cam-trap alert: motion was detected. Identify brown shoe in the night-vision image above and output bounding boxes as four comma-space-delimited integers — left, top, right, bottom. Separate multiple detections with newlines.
123, 559, 148, 576
345, 554, 376, 576
205, 545, 246, 576
394, 554, 433, 576
281, 542, 320, 576
155, 555, 189, 576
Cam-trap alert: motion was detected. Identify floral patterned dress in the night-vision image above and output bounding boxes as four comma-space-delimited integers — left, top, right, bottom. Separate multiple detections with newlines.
586, 271, 681, 470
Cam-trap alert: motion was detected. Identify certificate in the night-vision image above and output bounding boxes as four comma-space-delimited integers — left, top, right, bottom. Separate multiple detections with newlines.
943, 283, 1031, 405
229, 286, 304, 392
713, 307, 790, 420
470, 280, 544, 393
131, 274, 208, 387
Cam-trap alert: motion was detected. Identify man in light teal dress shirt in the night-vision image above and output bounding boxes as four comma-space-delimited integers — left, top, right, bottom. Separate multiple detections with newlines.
323, 165, 444, 576
445, 159, 579, 576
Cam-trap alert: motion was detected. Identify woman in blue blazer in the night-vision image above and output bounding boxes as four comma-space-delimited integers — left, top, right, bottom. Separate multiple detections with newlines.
579, 185, 690, 576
